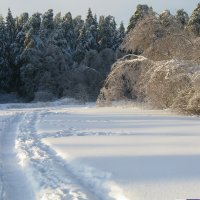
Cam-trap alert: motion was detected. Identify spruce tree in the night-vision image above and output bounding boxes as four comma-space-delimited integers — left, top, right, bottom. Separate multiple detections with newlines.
19, 13, 44, 100
176, 9, 189, 28
85, 9, 98, 50
62, 12, 75, 52
73, 15, 84, 43
40, 9, 54, 42
159, 10, 175, 27
74, 25, 88, 62
5, 9, 19, 91
117, 22, 126, 46
127, 4, 152, 32
6, 9, 16, 44
0, 15, 11, 92
85, 8, 95, 28
16, 13, 29, 32
42, 9, 54, 30
187, 3, 200, 36
54, 12, 62, 29
98, 15, 118, 50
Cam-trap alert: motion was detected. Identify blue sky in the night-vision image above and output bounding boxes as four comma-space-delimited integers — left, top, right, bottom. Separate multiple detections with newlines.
0, 0, 199, 25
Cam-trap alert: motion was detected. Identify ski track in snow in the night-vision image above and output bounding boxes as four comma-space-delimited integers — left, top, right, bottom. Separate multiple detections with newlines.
0, 111, 34, 200
15, 111, 101, 200
0, 113, 6, 200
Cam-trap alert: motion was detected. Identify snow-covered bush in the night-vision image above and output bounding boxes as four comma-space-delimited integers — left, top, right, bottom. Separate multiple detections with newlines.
122, 11, 199, 62
97, 55, 152, 106
122, 14, 163, 55
146, 60, 192, 108
185, 91, 200, 114
192, 72, 200, 90
97, 55, 200, 114
114, 5, 200, 114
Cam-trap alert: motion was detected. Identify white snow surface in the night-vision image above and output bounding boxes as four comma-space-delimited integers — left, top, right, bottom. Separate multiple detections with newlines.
0, 102, 200, 200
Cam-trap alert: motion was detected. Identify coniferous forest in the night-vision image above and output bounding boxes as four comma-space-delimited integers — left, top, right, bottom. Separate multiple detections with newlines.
0, 4, 200, 114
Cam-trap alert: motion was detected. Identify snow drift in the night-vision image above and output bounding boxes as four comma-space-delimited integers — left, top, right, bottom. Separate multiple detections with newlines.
97, 55, 200, 114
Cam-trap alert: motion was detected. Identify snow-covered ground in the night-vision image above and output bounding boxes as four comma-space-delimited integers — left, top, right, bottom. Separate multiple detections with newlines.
0, 102, 200, 200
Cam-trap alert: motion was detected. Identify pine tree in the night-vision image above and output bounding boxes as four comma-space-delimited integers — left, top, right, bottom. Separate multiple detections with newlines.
29, 12, 41, 33
98, 15, 118, 50
74, 25, 89, 62
42, 9, 54, 30
0, 17, 5, 38
40, 9, 54, 42
16, 13, 29, 32
85, 8, 95, 28
187, 3, 200, 36
85, 9, 98, 50
5, 9, 19, 91
73, 15, 84, 43
159, 10, 175, 27
54, 12, 62, 29
6, 8, 16, 44
117, 22, 126, 46
109, 17, 118, 50
0, 15, 11, 92
176, 9, 189, 28
24, 13, 42, 48
62, 12, 75, 52
89, 14, 98, 50
19, 13, 44, 99
127, 4, 152, 32
14, 13, 29, 69
98, 16, 107, 50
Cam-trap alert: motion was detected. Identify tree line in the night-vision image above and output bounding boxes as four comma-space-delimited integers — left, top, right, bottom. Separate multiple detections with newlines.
124, 3, 200, 58
1, 3, 200, 102
0, 8, 125, 101
98, 3, 200, 114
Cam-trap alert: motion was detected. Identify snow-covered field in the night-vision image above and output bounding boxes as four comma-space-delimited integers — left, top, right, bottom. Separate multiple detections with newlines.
0, 102, 200, 200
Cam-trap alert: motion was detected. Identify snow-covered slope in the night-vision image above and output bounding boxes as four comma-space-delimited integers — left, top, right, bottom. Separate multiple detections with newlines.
0, 104, 200, 200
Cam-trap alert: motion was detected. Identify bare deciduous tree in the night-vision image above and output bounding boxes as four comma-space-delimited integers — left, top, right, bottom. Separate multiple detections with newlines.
121, 13, 200, 63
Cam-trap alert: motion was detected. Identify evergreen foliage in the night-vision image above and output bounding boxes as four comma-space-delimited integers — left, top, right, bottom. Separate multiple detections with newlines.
187, 3, 200, 36
176, 9, 189, 27
2, 3, 200, 103
0, 8, 125, 101
127, 4, 153, 32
